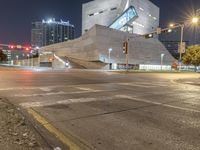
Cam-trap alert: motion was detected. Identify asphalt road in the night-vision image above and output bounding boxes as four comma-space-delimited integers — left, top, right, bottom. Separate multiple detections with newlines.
0, 67, 200, 150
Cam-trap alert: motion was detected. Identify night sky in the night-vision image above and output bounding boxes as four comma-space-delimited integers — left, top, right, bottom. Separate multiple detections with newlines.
0, 0, 199, 44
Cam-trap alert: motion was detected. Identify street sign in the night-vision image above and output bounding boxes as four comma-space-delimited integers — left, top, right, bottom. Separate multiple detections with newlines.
178, 42, 186, 54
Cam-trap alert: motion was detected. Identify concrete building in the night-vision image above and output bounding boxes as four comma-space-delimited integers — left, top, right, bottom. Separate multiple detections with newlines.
31, 19, 75, 47
41, 25, 174, 70
40, 0, 175, 70
82, 0, 159, 35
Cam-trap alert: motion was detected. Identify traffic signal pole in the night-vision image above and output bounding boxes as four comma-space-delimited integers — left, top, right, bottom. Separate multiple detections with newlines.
123, 40, 129, 71
126, 38, 129, 71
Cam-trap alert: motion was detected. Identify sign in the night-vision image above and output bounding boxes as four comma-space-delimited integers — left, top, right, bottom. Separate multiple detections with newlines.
178, 42, 186, 54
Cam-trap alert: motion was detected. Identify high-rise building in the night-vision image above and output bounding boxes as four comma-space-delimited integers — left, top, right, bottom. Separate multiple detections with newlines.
31, 19, 75, 47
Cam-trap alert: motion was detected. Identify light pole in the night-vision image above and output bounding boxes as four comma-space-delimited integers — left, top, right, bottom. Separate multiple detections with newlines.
31, 54, 34, 67
180, 24, 184, 69
36, 47, 41, 67
27, 54, 30, 66
16, 55, 19, 65
22, 54, 25, 66
169, 17, 199, 69
161, 53, 165, 71
169, 23, 184, 70
108, 48, 112, 70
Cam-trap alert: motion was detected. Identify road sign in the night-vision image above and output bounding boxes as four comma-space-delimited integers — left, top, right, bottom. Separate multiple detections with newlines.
178, 42, 186, 54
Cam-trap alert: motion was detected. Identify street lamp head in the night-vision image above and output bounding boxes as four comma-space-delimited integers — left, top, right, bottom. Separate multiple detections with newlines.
168, 29, 172, 33
161, 54, 165, 57
108, 48, 113, 52
192, 17, 199, 24
169, 23, 174, 28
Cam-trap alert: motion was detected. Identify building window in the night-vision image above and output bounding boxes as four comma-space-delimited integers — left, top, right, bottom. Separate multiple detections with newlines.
88, 13, 94, 16
110, 7, 117, 11
99, 11, 104, 14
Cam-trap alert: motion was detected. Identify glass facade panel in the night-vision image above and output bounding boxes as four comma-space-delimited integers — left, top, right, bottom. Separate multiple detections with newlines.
109, 6, 138, 30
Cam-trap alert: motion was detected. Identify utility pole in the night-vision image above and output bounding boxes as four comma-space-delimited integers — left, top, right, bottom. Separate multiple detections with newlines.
123, 39, 129, 71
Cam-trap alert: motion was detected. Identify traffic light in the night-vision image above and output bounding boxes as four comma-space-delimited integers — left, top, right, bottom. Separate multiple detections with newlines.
24, 46, 32, 51
123, 41, 128, 54
145, 33, 153, 39
9, 45, 16, 49
162, 29, 172, 33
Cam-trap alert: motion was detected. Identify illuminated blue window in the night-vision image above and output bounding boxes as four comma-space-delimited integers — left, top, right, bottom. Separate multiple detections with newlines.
109, 6, 138, 30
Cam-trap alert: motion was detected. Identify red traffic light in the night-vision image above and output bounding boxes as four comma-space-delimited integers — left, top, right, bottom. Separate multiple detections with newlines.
24, 46, 32, 51
9, 45, 16, 49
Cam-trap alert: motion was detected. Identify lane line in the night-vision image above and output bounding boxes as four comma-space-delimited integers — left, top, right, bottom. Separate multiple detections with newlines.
117, 83, 157, 88
27, 108, 90, 150
20, 96, 114, 108
117, 95, 200, 113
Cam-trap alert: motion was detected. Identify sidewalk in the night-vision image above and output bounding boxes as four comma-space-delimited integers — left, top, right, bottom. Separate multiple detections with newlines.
0, 98, 47, 150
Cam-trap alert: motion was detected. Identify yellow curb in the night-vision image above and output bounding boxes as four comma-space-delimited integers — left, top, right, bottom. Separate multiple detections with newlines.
27, 108, 81, 150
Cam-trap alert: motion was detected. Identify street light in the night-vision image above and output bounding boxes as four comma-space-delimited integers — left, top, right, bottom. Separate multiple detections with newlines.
161, 54, 165, 71
108, 48, 113, 70
192, 17, 199, 24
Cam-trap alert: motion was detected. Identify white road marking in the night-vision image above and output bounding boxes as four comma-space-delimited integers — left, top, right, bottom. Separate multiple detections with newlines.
14, 90, 104, 97
20, 96, 114, 108
129, 82, 169, 87
0, 86, 62, 91
117, 83, 157, 88
75, 87, 96, 91
117, 95, 200, 113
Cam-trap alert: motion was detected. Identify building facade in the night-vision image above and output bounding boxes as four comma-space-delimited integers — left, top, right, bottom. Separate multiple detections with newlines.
31, 19, 75, 47
41, 0, 175, 70
82, 0, 159, 35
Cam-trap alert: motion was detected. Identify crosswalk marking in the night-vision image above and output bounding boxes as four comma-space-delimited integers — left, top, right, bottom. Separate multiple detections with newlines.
117, 83, 157, 88
20, 96, 114, 108
0, 86, 63, 91
0, 81, 169, 92
14, 90, 104, 98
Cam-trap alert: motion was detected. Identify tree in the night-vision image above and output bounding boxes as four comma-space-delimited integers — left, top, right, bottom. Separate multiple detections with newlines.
0, 50, 7, 62
182, 45, 200, 72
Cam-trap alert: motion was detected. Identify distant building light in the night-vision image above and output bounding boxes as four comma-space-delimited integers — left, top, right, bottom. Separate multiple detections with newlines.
139, 7, 144, 11
47, 19, 53, 23
94, 12, 99, 16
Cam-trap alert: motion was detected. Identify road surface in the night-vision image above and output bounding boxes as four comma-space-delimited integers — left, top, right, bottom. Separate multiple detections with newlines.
0, 67, 200, 150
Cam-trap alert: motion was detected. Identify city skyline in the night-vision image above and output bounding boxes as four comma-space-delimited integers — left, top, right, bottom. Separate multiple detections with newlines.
0, 0, 199, 44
